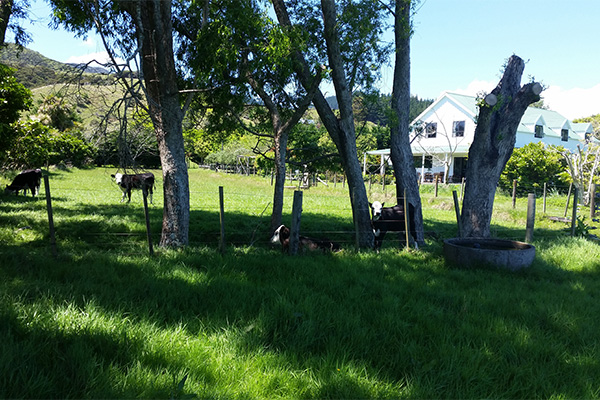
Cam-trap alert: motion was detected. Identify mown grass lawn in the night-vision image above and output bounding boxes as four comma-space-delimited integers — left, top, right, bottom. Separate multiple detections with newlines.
1, 167, 599, 399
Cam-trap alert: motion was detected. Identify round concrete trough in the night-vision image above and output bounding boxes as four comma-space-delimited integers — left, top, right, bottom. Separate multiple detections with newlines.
443, 238, 535, 271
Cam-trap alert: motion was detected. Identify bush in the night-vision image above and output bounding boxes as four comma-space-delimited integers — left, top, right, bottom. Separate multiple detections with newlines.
499, 142, 569, 195
4, 121, 95, 168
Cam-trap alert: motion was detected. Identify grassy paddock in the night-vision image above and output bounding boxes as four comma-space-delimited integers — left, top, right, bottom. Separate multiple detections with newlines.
1, 167, 600, 398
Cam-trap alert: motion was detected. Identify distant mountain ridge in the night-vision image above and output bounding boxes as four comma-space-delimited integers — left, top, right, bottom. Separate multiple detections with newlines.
0, 43, 111, 88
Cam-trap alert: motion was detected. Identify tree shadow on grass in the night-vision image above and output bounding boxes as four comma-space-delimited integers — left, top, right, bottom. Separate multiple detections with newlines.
2, 202, 600, 398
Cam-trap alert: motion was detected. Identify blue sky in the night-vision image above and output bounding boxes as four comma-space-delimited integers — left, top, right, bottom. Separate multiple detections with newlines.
11, 0, 600, 119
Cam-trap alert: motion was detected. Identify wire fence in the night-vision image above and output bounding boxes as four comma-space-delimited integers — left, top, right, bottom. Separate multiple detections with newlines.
3, 172, 593, 257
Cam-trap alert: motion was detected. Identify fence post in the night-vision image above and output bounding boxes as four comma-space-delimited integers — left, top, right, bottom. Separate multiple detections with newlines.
570, 187, 578, 237
289, 190, 303, 255
452, 190, 462, 238
434, 175, 439, 198
543, 182, 547, 214
525, 193, 535, 242
142, 190, 154, 257
460, 177, 465, 201
564, 182, 573, 218
403, 189, 410, 250
590, 183, 596, 219
512, 179, 517, 209
219, 186, 226, 254
43, 175, 57, 258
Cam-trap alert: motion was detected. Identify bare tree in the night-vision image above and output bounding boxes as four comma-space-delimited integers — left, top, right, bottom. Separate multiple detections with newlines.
460, 55, 542, 238
562, 144, 600, 206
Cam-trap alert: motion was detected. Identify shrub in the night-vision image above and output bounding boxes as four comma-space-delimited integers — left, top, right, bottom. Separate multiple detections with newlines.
499, 142, 569, 196
4, 121, 94, 168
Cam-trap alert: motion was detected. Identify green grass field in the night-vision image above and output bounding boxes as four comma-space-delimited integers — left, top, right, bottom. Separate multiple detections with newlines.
1, 167, 600, 398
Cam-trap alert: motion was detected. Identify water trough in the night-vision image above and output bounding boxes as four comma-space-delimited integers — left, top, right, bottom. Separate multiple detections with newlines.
443, 237, 535, 271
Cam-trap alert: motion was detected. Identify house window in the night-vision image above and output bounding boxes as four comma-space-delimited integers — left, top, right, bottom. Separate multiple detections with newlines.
453, 121, 465, 137
424, 156, 433, 169
534, 124, 544, 138
561, 129, 569, 142
426, 122, 437, 138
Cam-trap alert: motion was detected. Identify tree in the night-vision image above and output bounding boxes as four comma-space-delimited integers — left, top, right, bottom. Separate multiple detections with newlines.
0, 0, 30, 46
272, 0, 390, 248
460, 55, 542, 238
388, 0, 424, 246
185, 0, 321, 233
561, 144, 600, 206
48, 0, 191, 248
499, 142, 568, 195
0, 62, 31, 165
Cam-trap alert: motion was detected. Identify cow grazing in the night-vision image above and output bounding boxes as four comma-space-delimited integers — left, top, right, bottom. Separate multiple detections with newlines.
270, 224, 341, 253
111, 172, 155, 203
370, 201, 418, 250
5, 169, 42, 197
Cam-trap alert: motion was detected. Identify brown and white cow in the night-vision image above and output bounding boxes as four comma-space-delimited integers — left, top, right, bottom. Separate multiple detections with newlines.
369, 201, 418, 250
270, 224, 341, 253
5, 169, 42, 197
111, 172, 155, 203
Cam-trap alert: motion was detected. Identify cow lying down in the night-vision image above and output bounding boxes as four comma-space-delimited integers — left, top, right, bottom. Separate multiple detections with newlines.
270, 224, 341, 253
5, 169, 42, 197
111, 172, 155, 203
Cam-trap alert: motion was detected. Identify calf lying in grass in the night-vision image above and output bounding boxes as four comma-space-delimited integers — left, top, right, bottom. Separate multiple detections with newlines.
270, 224, 341, 253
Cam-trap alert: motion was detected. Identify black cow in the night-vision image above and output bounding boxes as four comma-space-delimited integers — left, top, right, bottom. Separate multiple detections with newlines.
111, 172, 155, 203
5, 169, 42, 197
369, 201, 418, 250
270, 224, 341, 253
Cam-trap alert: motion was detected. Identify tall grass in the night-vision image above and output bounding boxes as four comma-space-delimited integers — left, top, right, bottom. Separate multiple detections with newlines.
1, 167, 600, 398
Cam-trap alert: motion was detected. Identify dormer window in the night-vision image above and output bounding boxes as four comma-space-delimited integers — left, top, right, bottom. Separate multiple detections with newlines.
561, 129, 569, 142
426, 122, 437, 138
453, 121, 465, 137
534, 124, 544, 138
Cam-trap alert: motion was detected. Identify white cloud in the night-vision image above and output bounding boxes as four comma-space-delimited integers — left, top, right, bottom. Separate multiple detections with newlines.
452, 80, 495, 98
541, 84, 600, 120
66, 51, 112, 65
454, 80, 600, 120
83, 37, 95, 47
65, 51, 128, 69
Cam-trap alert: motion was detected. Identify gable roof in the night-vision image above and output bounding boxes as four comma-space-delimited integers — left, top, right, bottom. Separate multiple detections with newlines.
412, 92, 577, 138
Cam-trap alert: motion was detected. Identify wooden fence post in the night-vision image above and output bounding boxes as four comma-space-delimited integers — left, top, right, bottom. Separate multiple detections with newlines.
219, 186, 226, 254
525, 193, 535, 243
512, 179, 517, 209
543, 182, 547, 214
460, 177, 465, 201
590, 183, 596, 219
452, 190, 462, 238
570, 187, 578, 237
289, 190, 303, 255
43, 175, 57, 258
434, 175, 439, 198
403, 189, 410, 250
142, 190, 154, 257
564, 182, 573, 218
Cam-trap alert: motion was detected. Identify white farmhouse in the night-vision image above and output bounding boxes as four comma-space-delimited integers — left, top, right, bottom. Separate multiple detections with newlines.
365, 91, 594, 183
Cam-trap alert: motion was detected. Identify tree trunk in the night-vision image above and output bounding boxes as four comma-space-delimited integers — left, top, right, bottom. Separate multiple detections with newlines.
318, 0, 373, 248
272, 0, 373, 248
0, 0, 13, 45
389, 0, 424, 246
127, 0, 190, 247
271, 125, 288, 232
460, 55, 541, 238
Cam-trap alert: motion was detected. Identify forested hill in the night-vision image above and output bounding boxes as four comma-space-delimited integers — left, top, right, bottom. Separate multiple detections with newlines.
0, 43, 111, 88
